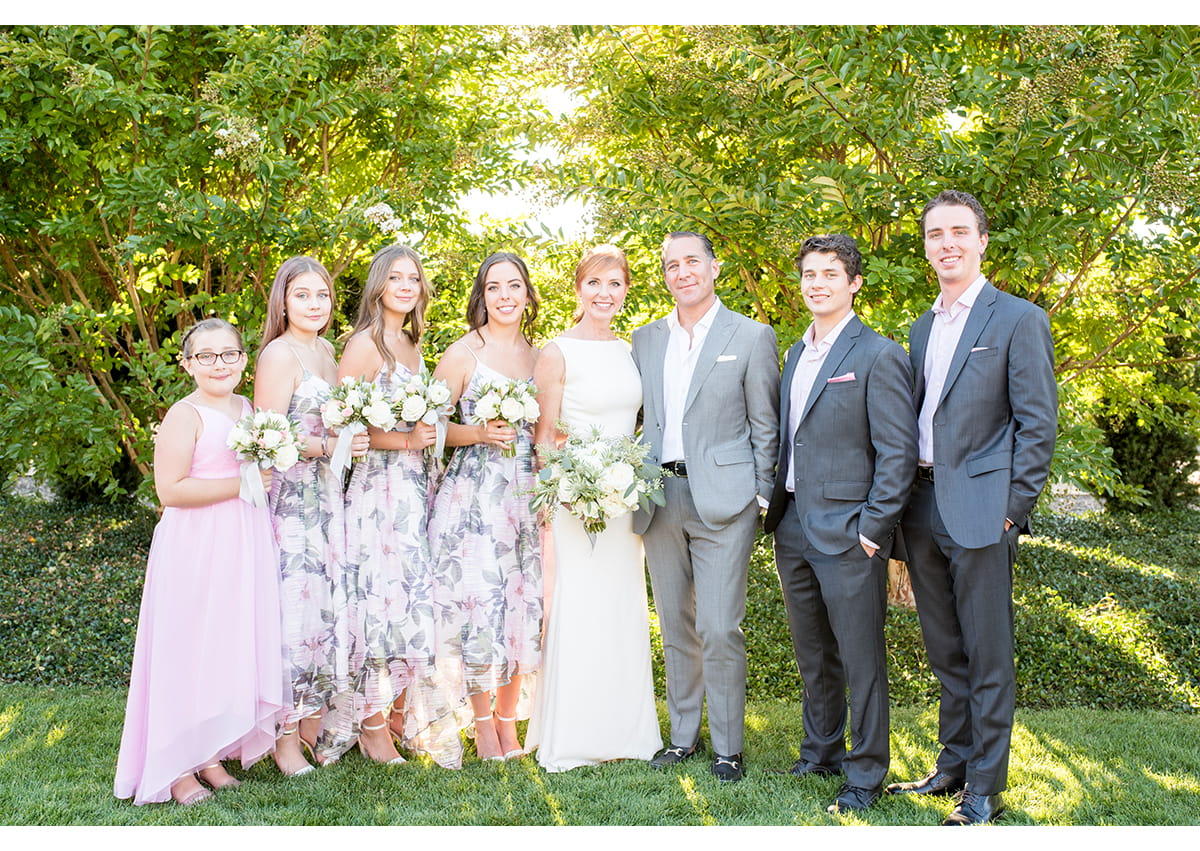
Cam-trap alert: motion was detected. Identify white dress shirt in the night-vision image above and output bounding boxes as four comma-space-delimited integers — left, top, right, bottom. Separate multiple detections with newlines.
918, 274, 987, 465
785, 311, 879, 551
785, 310, 855, 490
661, 298, 721, 464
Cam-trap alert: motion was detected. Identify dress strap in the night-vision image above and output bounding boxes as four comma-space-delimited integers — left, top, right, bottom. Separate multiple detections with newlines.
284, 341, 312, 376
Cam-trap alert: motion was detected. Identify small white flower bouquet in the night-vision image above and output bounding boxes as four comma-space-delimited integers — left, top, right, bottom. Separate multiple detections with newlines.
391, 373, 454, 455
321, 376, 396, 475
469, 378, 540, 458
530, 425, 668, 544
226, 409, 306, 506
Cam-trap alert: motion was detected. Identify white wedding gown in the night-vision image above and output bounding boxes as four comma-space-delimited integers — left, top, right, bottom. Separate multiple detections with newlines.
526, 336, 662, 771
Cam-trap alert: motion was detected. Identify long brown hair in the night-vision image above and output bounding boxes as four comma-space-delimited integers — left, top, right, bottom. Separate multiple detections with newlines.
465, 251, 540, 344
259, 256, 336, 352
352, 244, 432, 372
572, 244, 630, 324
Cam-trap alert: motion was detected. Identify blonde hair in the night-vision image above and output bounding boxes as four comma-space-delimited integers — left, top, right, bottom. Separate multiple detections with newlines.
352, 245, 432, 371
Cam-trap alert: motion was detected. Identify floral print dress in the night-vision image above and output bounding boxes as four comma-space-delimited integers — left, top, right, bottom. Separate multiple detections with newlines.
269, 368, 356, 761
343, 364, 440, 743
416, 357, 543, 767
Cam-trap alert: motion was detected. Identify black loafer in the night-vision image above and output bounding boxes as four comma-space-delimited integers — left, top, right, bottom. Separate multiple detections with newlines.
943, 790, 1005, 825
650, 742, 701, 769
776, 758, 842, 778
827, 783, 882, 813
712, 753, 744, 782
885, 769, 965, 797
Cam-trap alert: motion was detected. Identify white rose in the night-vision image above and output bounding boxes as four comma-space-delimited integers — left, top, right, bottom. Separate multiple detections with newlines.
344, 389, 363, 409
476, 393, 500, 421
365, 400, 395, 429
227, 426, 249, 449
599, 462, 635, 495
600, 491, 630, 518
260, 428, 283, 449
274, 444, 300, 471
523, 399, 540, 421
500, 397, 525, 423
428, 383, 451, 405
556, 476, 579, 504
400, 396, 428, 422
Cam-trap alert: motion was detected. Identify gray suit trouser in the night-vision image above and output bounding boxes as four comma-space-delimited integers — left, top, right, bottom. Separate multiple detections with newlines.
901, 477, 1018, 795
773, 505, 890, 789
642, 475, 759, 757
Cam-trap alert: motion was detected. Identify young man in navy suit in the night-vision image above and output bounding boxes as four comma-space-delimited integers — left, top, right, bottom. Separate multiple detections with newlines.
764, 234, 917, 813
887, 191, 1057, 825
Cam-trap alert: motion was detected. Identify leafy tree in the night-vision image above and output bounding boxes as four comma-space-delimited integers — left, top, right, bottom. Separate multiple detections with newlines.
0, 25, 543, 498
532, 24, 1200, 501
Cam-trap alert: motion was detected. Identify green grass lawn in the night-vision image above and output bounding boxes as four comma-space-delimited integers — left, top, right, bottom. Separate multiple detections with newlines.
2, 496, 1199, 825
1, 684, 1198, 825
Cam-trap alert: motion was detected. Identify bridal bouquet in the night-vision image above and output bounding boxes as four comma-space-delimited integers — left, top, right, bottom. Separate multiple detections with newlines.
227, 409, 306, 507
530, 425, 667, 544
391, 373, 454, 456
469, 378, 539, 458
321, 376, 396, 475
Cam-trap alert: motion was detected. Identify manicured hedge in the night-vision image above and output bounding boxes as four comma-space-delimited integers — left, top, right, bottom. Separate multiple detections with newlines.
2, 495, 1197, 712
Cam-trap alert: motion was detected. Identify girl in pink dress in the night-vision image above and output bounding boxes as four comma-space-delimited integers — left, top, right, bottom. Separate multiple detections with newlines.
114, 318, 286, 806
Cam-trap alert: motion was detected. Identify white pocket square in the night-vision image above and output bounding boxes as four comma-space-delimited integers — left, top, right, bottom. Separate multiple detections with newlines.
970, 346, 990, 352
827, 372, 856, 383
716, 354, 738, 362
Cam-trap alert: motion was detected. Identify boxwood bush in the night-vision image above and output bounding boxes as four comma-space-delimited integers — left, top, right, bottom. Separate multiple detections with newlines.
2, 495, 1197, 713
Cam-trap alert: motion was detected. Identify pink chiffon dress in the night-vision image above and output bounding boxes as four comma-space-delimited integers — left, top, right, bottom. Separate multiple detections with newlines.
114, 397, 287, 805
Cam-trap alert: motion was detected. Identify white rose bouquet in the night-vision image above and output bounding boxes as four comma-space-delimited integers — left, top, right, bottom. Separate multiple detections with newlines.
391, 372, 454, 456
226, 408, 306, 507
530, 424, 668, 545
321, 376, 396, 476
469, 378, 540, 458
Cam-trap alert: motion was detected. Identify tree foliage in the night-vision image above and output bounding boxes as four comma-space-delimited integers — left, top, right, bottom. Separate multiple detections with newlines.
533, 24, 1200, 500
2, 25, 1199, 504
0, 25, 544, 498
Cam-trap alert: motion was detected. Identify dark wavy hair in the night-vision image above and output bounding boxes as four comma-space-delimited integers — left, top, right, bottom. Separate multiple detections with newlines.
466, 251, 539, 344
796, 234, 863, 281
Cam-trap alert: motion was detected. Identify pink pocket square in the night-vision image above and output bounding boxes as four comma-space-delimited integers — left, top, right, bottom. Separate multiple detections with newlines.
827, 372, 856, 383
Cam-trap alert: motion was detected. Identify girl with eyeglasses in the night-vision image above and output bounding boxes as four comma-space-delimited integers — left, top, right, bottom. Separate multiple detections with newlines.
255, 256, 368, 775
115, 318, 285, 806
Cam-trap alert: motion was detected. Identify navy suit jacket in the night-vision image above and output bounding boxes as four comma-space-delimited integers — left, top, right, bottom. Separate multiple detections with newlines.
764, 314, 917, 556
908, 282, 1057, 548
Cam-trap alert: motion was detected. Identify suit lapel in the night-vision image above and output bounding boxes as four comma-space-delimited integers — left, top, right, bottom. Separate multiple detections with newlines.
910, 312, 931, 406
683, 303, 736, 414
937, 283, 997, 409
777, 339, 805, 473
798, 316, 862, 425
644, 318, 670, 425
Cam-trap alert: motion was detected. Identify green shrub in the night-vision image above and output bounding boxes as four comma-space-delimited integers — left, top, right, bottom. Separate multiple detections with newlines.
2, 495, 1197, 714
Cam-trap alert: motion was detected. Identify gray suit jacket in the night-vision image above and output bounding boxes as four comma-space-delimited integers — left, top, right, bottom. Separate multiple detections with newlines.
764, 315, 917, 555
909, 281, 1057, 548
631, 302, 779, 533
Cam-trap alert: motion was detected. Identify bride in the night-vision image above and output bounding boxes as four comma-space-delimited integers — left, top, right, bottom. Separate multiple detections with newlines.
525, 244, 662, 771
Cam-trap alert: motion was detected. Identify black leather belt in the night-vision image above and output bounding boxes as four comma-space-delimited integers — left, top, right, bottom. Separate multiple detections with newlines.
917, 466, 935, 481
662, 460, 688, 477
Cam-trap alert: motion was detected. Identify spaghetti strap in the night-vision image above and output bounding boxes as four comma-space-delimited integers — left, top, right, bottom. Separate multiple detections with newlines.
284, 341, 311, 375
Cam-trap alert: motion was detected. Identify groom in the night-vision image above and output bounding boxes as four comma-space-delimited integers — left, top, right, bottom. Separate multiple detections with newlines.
632, 231, 779, 782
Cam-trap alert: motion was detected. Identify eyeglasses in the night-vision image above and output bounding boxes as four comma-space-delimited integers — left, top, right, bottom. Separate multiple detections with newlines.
188, 350, 244, 365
